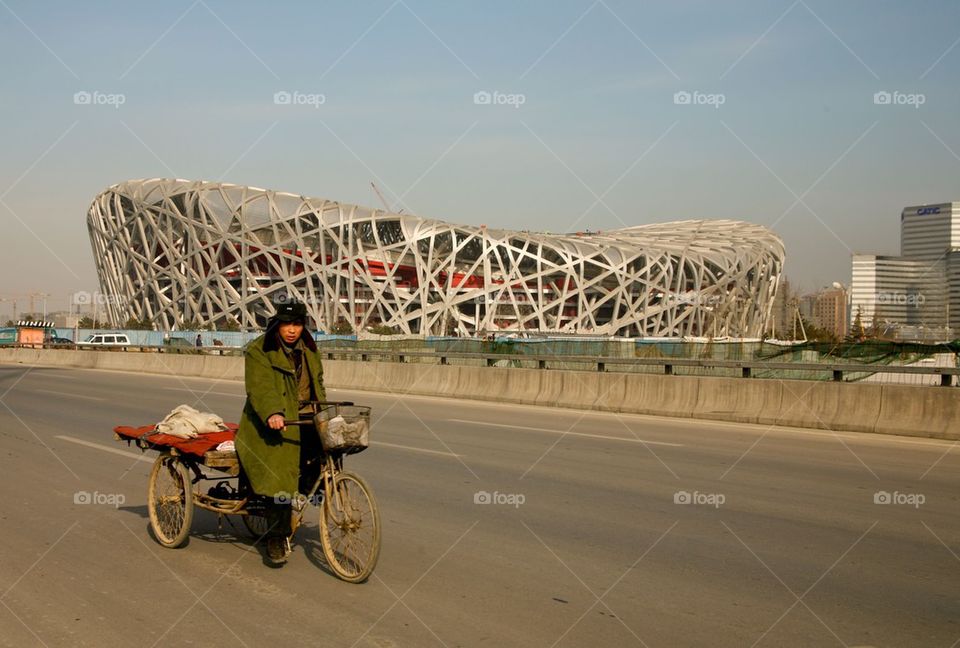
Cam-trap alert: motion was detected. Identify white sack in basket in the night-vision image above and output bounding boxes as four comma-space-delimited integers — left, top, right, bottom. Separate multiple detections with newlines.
322, 415, 369, 449
156, 404, 227, 439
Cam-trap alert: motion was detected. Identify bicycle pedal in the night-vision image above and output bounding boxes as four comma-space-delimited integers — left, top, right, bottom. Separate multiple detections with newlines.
207, 480, 241, 499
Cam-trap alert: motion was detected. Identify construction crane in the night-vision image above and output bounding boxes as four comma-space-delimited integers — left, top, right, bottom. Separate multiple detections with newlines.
370, 182, 403, 214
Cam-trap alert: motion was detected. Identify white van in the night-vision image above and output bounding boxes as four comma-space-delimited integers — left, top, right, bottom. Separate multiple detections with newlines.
84, 333, 131, 346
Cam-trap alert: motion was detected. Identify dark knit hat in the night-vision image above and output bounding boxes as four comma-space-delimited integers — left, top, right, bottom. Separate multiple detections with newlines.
272, 297, 307, 323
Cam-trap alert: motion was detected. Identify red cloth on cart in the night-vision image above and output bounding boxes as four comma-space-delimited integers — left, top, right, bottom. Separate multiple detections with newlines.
114, 424, 238, 458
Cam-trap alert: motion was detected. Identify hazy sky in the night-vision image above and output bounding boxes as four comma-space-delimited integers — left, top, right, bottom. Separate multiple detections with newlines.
1, 0, 958, 317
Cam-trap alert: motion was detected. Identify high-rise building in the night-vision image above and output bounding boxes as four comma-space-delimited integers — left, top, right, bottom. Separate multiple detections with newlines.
850, 202, 958, 340
812, 286, 848, 339
768, 277, 795, 338
791, 285, 849, 339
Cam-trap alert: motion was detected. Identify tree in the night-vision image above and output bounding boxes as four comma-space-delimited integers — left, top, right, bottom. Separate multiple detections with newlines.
867, 311, 883, 339
4, 320, 13, 327
791, 312, 838, 343
802, 317, 838, 343
218, 318, 241, 332
79, 316, 110, 329
444, 313, 459, 337
846, 307, 866, 342
180, 318, 209, 331
124, 316, 153, 330
330, 318, 353, 335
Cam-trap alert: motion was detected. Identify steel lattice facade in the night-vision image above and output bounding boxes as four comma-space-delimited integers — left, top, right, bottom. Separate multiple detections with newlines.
87, 179, 785, 336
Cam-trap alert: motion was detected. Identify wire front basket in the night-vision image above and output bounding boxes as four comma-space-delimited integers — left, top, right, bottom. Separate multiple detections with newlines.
313, 405, 371, 454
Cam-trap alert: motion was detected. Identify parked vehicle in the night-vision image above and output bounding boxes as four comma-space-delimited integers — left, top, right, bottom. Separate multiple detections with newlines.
83, 333, 131, 346
46, 336, 75, 345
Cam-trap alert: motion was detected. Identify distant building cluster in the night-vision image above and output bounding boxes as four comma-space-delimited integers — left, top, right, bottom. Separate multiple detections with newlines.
800, 286, 849, 339
768, 279, 848, 340
851, 202, 959, 341
86, 179, 785, 337
772, 201, 959, 343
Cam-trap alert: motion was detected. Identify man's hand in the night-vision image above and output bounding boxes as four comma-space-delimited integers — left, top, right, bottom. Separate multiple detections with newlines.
267, 414, 285, 430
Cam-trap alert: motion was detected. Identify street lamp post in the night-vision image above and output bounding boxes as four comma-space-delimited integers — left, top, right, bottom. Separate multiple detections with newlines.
832, 282, 850, 339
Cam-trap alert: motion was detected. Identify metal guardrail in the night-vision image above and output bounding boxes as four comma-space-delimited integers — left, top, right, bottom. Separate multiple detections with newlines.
315, 348, 959, 387
11, 343, 958, 386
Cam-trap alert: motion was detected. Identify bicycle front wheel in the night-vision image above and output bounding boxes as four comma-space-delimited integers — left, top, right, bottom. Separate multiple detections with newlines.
147, 453, 194, 548
319, 471, 381, 583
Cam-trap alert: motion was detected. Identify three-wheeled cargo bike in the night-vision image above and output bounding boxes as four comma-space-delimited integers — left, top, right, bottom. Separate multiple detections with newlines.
115, 401, 380, 583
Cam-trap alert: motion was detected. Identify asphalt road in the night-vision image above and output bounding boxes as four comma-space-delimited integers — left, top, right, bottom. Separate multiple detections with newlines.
0, 363, 958, 647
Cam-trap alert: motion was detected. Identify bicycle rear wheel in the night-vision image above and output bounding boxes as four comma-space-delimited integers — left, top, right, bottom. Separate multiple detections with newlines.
242, 513, 271, 540
319, 471, 381, 583
147, 454, 193, 548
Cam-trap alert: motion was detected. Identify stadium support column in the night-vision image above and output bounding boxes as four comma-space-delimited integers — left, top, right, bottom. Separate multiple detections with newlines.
348, 206, 356, 331
241, 239, 248, 331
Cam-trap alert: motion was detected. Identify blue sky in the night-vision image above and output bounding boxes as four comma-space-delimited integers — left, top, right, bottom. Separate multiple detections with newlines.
1, 0, 959, 316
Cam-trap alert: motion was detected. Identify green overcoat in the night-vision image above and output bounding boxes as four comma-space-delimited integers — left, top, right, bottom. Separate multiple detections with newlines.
236, 329, 326, 498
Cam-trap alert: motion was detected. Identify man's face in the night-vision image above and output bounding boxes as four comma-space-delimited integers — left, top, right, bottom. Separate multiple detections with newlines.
278, 321, 304, 344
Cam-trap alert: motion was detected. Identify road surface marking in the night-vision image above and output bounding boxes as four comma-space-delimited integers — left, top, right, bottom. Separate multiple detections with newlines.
35, 389, 106, 401
373, 440, 462, 458
447, 419, 684, 447
55, 435, 153, 462
163, 387, 244, 397
741, 426, 958, 448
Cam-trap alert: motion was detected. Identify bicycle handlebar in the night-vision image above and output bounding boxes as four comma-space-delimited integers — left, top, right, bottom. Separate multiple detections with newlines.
283, 400, 354, 426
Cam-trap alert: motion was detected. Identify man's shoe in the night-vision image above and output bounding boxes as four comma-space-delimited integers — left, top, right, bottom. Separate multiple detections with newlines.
266, 537, 289, 565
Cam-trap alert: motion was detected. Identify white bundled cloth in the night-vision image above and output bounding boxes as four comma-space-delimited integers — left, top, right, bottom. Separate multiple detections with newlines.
155, 404, 227, 439
320, 414, 369, 451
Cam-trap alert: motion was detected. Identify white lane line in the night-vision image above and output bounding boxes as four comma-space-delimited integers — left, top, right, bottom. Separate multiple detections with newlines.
447, 419, 684, 447
34, 389, 106, 401
373, 440, 462, 458
762, 426, 958, 448
163, 387, 244, 397
55, 435, 153, 463
30, 372, 78, 380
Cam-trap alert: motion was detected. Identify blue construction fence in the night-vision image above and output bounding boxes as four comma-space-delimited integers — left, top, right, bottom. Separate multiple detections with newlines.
5, 328, 942, 367
0, 329, 804, 361
2, 328, 358, 348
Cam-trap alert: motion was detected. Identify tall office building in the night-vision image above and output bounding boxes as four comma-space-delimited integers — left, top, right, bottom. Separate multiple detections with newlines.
901, 203, 960, 260
850, 202, 958, 340
850, 255, 946, 331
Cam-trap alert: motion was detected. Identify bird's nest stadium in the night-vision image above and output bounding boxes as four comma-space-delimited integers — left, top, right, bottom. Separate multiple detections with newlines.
87, 179, 785, 337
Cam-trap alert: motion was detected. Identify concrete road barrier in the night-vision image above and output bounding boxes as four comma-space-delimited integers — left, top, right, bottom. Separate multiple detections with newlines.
876, 384, 960, 439
776, 381, 881, 434
695, 376, 783, 425
1, 347, 954, 439
593, 372, 628, 412
501, 368, 543, 406
534, 370, 567, 409
620, 373, 700, 419
551, 371, 601, 411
